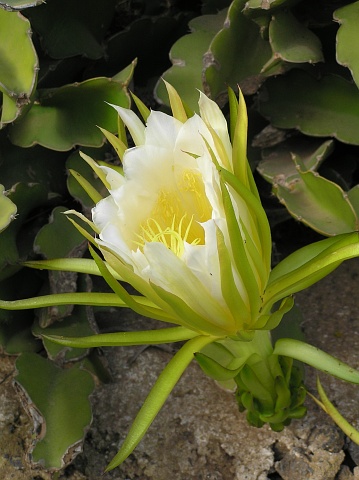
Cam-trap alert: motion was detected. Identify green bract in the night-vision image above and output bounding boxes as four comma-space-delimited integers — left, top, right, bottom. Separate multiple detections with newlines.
1, 83, 359, 471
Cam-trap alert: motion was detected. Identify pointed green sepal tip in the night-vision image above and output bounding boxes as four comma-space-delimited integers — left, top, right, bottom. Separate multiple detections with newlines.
309, 377, 359, 444
163, 79, 187, 123
194, 352, 246, 381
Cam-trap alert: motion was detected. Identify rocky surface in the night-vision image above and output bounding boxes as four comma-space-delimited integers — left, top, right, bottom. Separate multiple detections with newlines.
1, 258, 359, 479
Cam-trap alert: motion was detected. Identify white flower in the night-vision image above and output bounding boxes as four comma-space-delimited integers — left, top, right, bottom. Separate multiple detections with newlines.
91, 88, 271, 337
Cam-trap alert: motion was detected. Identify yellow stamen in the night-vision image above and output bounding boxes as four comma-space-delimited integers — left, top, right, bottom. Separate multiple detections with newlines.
134, 215, 201, 257
133, 168, 212, 256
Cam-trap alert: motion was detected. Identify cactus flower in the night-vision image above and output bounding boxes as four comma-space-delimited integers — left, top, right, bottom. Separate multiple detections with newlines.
2, 83, 359, 472
90, 87, 274, 338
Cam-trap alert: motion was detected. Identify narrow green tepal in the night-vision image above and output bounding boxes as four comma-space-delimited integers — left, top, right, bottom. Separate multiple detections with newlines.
0, 8, 38, 127
9, 61, 136, 151
15, 352, 94, 470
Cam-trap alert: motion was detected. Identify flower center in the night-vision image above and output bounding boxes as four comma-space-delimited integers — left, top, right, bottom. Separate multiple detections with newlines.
134, 169, 212, 256
135, 215, 200, 257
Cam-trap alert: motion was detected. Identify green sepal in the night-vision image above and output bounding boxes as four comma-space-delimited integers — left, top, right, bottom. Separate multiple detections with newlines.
104, 335, 215, 471
274, 375, 291, 412
254, 296, 294, 330
215, 225, 251, 329
149, 281, 231, 336
22, 258, 123, 281
220, 167, 272, 276
69, 169, 103, 204
310, 377, 359, 444
274, 338, 359, 384
130, 91, 151, 122
65, 215, 97, 245
194, 351, 247, 381
228, 86, 238, 144
79, 151, 111, 189
43, 326, 198, 349
97, 126, 127, 162
88, 244, 174, 323
265, 232, 359, 309
219, 177, 262, 319
232, 88, 249, 187
163, 80, 188, 123
240, 364, 274, 409
0, 291, 141, 310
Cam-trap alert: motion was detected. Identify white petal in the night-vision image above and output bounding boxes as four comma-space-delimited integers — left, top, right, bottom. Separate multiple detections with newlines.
92, 196, 118, 231
175, 114, 213, 158
143, 242, 235, 330
98, 166, 125, 190
145, 111, 183, 149
109, 103, 145, 146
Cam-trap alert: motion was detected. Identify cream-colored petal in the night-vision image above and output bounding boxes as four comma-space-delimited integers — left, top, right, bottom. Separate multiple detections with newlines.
98, 166, 125, 190
145, 110, 183, 149
109, 103, 145, 146
143, 242, 236, 333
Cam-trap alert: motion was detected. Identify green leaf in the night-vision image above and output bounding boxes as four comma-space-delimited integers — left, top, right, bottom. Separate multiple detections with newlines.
0, 185, 17, 233
15, 353, 94, 469
34, 206, 87, 259
25, 0, 118, 60
0, 267, 44, 354
273, 166, 359, 235
274, 338, 359, 384
257, 138, 334, 182
33, 206, 91, 325
33, 302, 96, 361
269, 10, 323, 64
335, 2, 359, 89
0, 0, 45, 10
0, 9, 38, 127
0, 183, 48, 280
156, 10, 228, 110
0, 132, 67, 194
348, 185, 359, 216
9, 63, 135, 151
258, 70, 359, 145
205, 0, 281, 100
243, 0, 297, 16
